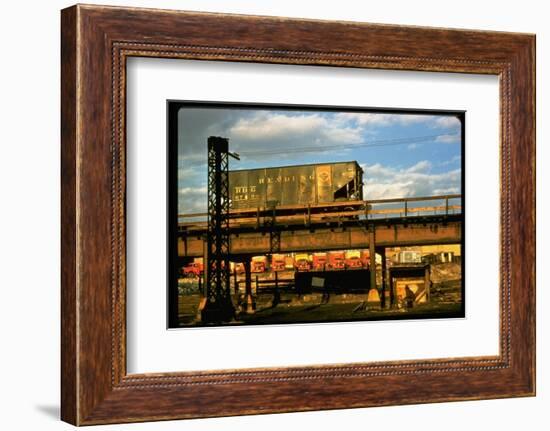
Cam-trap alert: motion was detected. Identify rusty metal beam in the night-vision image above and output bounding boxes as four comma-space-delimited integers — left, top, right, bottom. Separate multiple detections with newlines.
179, 219, 462, 257
177, 193, 462, 220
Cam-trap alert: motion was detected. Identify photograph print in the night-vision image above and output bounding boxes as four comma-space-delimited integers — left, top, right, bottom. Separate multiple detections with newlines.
168, 102, 464, 328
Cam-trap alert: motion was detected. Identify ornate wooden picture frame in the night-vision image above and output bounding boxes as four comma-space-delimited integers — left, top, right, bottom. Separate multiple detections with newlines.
61, 4, 535, 425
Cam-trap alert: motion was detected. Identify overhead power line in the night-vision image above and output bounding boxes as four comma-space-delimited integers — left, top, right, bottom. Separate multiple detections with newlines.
236, 131, 460, 157
181, 131, 460, 166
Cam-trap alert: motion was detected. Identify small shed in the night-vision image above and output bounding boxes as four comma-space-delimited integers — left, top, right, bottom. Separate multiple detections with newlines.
388, 263, 431, 307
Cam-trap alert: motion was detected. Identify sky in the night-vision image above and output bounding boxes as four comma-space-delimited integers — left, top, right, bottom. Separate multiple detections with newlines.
177, 106, 462, 215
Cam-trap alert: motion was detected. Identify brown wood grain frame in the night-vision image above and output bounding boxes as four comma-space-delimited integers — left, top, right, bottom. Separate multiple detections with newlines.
61, 4, 536, 426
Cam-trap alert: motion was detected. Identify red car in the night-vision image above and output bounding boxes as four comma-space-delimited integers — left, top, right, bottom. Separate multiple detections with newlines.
251, 256, 267, 273
271, 254, 286, 272
312, 253, 327, 271
327, 252, 345, 270
294, 254, 312, 272
182, 262, 203, 277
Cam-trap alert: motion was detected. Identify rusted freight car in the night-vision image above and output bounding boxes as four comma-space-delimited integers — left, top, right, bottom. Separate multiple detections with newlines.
229, 161, 363, 210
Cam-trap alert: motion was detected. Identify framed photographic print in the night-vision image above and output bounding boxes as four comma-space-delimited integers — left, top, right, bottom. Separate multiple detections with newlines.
167, 101, 465, 329
61, 4, 535, 425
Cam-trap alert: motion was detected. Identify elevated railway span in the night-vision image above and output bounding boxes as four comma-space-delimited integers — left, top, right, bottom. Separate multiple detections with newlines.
177, 194, 462, 257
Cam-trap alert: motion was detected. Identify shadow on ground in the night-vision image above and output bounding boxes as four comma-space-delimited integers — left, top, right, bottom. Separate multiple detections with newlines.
35, 404, 59, 420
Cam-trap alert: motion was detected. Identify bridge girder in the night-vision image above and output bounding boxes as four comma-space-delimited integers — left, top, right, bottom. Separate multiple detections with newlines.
179, 217, 462, 258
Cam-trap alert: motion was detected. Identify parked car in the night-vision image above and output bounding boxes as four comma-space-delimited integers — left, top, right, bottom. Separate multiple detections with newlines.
294, 253, 312, 271
251, 256, 267, 272
327, 251, 345, 270
271, 254, 286, 271
182, 262, 203, 277
345, 250, 363, 269
312, 252, 327, 271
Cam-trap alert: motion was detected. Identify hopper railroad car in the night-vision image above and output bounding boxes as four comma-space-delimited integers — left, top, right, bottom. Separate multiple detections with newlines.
229, 161, 363, 211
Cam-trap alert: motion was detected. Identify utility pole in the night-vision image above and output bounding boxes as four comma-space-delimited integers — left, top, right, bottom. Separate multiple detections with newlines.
200, 136, 240, 323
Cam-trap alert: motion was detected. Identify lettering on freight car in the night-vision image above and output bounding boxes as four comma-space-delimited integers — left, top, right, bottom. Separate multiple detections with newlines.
255, 174, 313, 185
234, 193, 248, 201
233, 185, 259, 202
233, 185, 247, 202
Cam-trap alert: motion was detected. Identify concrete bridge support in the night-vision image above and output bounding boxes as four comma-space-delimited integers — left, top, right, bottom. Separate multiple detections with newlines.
367, 226, 380, 309
380, 246, 387, 309
242, 260, 256, 314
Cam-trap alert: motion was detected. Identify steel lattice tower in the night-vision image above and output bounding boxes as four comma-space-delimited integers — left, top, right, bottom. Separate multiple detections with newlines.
201, 136, 235, 323
267, 203, 281, 253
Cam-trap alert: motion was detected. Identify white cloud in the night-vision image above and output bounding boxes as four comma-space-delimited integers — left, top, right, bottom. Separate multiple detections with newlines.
229, 112, 364, 146
439, 155, 462, 167
398, 114, 438, 125
433, 187, 461, 195
435, 134, 460, 144
178, 165, 205, 179
334, 112, 461, 130
231, 113, 323, 140
179, 186, 207, 195
406, 160, 432, 173
362, 161, 460, 199
361, 163, 395, 180
433, 116, 461, 129
178, 186, 207, 214
334, 112, 393, 126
